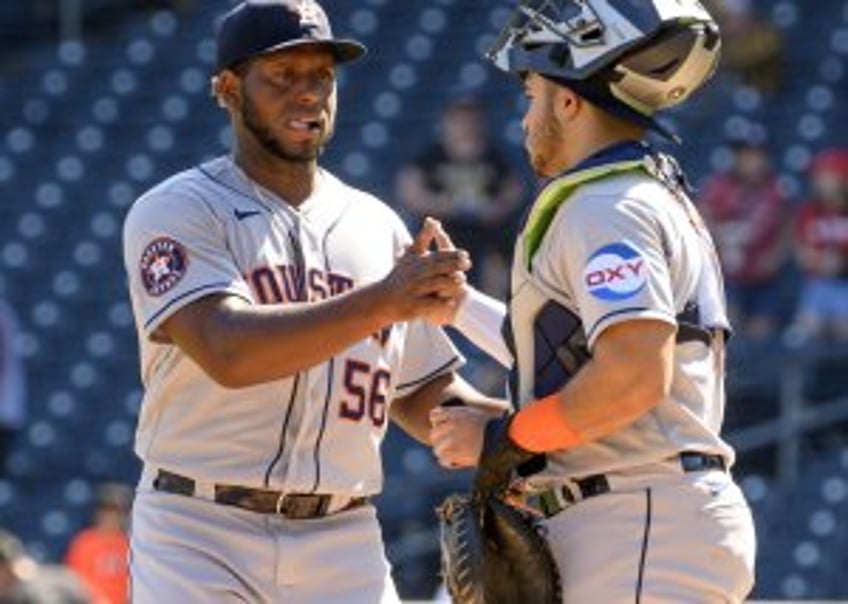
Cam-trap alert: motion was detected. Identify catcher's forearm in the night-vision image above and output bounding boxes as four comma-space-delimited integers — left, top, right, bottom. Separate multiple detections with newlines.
510, 319, 675, 452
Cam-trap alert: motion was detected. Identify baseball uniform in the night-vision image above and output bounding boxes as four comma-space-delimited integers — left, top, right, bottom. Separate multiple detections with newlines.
123, 156, 463, 603
508, 141, 756, 602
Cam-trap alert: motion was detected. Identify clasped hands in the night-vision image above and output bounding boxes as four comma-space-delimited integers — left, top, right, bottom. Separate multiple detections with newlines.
381, 217, 471, 326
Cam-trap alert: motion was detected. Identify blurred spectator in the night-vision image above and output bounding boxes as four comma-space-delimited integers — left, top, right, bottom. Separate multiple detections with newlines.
64, 484, 132, 604
395, 96, 524, 297
788, 149, 848, 343
0, 528, 90, 603
0, 296, 26, 476
700, 130, 792, 340
706, 0, 784, 95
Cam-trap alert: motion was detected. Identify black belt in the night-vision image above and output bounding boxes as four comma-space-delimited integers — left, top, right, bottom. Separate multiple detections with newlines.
537, 452, 726, 518
152, 470, 369, 519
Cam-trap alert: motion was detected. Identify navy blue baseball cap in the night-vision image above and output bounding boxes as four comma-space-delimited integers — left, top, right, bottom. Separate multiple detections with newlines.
215, 0, 367, 73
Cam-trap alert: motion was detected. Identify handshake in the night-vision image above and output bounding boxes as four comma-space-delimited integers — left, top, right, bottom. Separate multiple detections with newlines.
376, 217, 472, 327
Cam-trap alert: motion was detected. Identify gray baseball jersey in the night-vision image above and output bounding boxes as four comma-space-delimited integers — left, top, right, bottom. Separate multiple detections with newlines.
123, 155, 463, 495
509, 157, 734, 482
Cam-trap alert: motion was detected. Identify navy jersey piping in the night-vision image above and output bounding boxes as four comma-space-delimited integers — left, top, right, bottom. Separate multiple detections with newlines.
585, 306, 652, 342
308, 196, 352, 494
396, 356, 460, 391
264, 373, 300, 487
262, 224, 306, 487
635, 488, 653, 603
195, 163, 273, 213
144, 282, 237, 330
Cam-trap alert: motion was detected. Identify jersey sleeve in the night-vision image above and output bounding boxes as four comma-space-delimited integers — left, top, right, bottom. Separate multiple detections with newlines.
394, 321, 465, 397
123, 188, 253, 340
547, 188, 677, 349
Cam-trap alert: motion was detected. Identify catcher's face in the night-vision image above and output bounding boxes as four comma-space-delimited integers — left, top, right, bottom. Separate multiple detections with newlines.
521, 74, 568, 178
234, 46, 338, 163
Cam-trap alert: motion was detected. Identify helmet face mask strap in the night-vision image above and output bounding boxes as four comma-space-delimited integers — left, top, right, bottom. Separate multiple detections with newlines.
518, 0, 604, 48
486, 0, 604, 71
485, 7, 531, 70
488, 1, 652, 81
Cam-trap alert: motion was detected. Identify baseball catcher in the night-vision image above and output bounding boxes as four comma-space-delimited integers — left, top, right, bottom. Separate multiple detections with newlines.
433, 0, 757, 601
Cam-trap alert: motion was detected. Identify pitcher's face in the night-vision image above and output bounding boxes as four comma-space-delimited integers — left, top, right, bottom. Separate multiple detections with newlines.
237, 46, 338, 163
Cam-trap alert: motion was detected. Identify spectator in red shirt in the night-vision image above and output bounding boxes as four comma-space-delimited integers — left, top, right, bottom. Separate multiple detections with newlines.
700, 130, 793, 340
790, 148, 848, 342
1, 527, 91, 603
65, 484, 132, 604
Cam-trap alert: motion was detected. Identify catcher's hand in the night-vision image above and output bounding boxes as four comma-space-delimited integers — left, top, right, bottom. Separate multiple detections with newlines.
472, 416, 543, 499
437, 492, 561, 604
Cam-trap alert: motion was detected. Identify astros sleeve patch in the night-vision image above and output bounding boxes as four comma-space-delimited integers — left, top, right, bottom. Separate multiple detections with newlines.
123, 188, 252, 339
139, 237, 189, 297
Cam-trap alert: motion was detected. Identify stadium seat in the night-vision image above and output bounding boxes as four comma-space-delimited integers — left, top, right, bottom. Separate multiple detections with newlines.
0, 2, 847, 599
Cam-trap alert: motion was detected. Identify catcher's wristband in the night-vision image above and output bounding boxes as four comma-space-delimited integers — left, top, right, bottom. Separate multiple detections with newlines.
509, 394, 582, 453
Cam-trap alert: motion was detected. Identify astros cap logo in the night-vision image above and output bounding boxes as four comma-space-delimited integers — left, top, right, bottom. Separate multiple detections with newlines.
297, 0, 322, 32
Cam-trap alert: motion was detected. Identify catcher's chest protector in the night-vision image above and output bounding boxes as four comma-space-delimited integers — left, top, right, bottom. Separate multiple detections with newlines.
508, 160, 645, 409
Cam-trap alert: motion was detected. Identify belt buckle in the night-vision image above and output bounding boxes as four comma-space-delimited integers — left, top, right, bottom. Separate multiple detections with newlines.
276, 494, 329, 519
275, 492, 288, 516
537, 484, 577, 518
560, 482, 579, 504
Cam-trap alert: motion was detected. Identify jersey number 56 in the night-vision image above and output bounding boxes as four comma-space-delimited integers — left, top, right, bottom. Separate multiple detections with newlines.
339, 359, 391, 428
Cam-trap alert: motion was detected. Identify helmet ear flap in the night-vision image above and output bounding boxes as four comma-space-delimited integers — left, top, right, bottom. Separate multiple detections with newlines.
608, 22, 721, 114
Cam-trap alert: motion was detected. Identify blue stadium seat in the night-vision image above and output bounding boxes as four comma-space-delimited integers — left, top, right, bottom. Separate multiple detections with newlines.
62, 478, 93, 507
6, 126, 36, 154
47, 391, 79, 419
0, 1, 847, 598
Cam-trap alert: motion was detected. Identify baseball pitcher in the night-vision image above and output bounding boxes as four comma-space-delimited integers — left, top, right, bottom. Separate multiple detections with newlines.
122, 2, 503, 602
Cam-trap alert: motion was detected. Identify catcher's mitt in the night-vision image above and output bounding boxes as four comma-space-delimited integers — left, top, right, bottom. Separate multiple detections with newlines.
437, 493, 561, 604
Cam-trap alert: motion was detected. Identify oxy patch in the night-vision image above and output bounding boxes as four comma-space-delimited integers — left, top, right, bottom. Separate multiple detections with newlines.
583, 242, 647, 301
140, 237, 188, 297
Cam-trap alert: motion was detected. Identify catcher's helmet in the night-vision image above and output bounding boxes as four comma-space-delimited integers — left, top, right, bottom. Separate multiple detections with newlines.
487, 0, 721, 138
